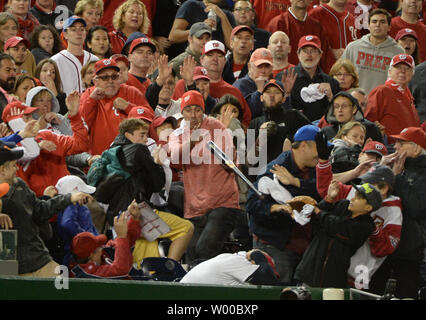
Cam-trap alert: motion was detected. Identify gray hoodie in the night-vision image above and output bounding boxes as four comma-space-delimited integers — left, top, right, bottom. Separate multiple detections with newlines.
341, 34, 404, 94
25, 86, 72, 136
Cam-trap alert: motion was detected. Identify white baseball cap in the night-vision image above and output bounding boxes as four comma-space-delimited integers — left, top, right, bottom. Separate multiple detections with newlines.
202, 40, 226, 55
55, 175, 96, 195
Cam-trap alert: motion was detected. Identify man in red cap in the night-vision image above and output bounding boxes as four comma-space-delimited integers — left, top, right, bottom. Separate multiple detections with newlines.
80, 58, 153, 156
389, 0, 426, 63
282, 35, 341, 122
365, 54, 421, 143
378, 126, 426, 298
172, 40, 252, 128
395, 28, 420, 64
222, 25, 254, 85
126, 37, 157, 95
168, 90, 241, 264
4, 36, 35, 77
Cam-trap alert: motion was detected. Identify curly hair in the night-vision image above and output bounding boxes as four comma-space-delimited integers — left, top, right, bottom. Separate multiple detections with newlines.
112, 0, 150, 34
74, 0, 104, 16
29, 24, 63, 55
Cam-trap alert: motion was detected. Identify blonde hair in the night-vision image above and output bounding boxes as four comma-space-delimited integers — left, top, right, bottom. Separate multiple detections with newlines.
329, 59, 360, 88
334, 120, 366, 141
74, 0, 104, 16
112, 0, 150, 34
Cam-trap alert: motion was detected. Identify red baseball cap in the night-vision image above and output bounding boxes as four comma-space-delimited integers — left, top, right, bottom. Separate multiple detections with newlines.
250, 48, 273, 66
111, 54, 130, 68
389, 127, 426, 149
129, 37, 157, 54
128, 106, 155, 122
202, 40, 226, 55
390, 53, 415, 68
193, 66, 210, 81
298, 35, 322, 52
2, 101, 39, 123
181, 90, 205, 111
0, 182, 10, 198
152, 115, 177, 129
362, 141, 388, 158
231, 25, 254, 38
4, 36, 30, 51
72, 232, 108, 259
94, 59, 120, 75
395, 28, 418, 41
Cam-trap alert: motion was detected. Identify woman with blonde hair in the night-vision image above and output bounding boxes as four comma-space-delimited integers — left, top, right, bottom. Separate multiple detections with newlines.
329, 59, 360, 91
74, 0, 104, 31
109, 0, 151, 55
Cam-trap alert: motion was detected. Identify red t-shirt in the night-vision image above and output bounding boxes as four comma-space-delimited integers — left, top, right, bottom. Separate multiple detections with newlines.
253, 0, 291, 29
272, 63, 295, 78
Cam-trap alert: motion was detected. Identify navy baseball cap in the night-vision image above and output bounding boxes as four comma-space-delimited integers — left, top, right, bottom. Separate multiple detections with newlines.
63, 16, 86, 31
360, 164, 395, 187
352, 182, 383, 212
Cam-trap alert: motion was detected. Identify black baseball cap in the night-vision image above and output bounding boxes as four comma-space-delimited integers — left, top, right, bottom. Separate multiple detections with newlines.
0, 141, 24, 166
352, 182, 383, 212
360, 164, 395, 187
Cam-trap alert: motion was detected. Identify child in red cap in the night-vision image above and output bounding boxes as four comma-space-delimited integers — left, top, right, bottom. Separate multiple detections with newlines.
70, 200, 141, 278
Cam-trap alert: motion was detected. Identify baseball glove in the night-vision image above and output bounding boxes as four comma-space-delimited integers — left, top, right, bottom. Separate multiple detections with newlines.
285, 196, 318, 212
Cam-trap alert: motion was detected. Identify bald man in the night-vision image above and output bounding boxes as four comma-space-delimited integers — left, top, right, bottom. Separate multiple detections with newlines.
267, 31, 295, 78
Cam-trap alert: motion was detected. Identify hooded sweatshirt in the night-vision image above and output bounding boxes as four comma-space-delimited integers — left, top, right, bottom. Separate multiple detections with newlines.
340, 34, 405, 94
322, 91, 383, 143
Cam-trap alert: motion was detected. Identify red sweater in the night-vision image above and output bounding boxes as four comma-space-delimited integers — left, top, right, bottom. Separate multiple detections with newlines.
389, 16, 426, 63
172, 79, 252, 128
80, 84, 152, 155
76, 218, 141, 278
108, 30, 127, 55
365, 81, 420, 143
126, 73, 151, 96
18, 112, 89, 196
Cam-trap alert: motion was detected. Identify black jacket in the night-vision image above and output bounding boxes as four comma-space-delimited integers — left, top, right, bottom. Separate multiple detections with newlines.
248, 105, 310, 165
294, 199, 375, 288
222, 52, 249, 85
276, 64, 341, 122
94, 135, 166, 225
391, 155, 426, 262
2, 178, 72, 274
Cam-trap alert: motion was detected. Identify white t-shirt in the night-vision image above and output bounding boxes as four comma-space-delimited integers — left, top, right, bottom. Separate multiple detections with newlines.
180, 252, 259, 285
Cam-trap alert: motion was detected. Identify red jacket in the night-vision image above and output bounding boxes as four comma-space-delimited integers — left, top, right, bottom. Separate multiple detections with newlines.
17, 13, 40, 41
18, 112, 89, 196
80, 84, 153, 155
172, 79, 252, 129
365, 82, 420, 143
108, 30, 127, 55
75, 218, 141, 278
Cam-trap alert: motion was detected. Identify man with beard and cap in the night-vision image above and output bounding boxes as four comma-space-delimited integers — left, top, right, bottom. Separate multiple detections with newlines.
321, 91, 383, 143
0, 53, 18, 119
248, 79, 310, 167
4, 36, 35, 77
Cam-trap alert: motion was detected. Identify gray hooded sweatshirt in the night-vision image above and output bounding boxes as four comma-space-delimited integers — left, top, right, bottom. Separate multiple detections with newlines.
341, 34, 404, 94
25, 86, 72, 136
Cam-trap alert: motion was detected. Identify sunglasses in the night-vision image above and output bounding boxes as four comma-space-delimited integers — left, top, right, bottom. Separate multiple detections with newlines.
96, 74, 119, 81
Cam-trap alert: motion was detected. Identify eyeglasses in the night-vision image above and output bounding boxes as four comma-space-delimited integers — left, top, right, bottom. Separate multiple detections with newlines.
333, 104, 352, 110
335, 73, 352, 78
234, 7, 252, 12
96, 74, 119, 81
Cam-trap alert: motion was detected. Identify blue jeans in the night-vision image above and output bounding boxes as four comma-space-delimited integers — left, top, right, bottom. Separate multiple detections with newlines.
253, 238, 301, 283
185, 207, 239, 264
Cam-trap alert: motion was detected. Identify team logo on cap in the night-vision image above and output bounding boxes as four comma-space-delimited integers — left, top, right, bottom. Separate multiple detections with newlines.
375, 144, 384, 150
405, 28, 413, 33
261, 50, 269, 57
306, 36, 313, 41
361, 183, 374, 194
140, 38, 148, 43
184, 95, 190, 102
103, 59, 111, 65
401, 128, 408, 134
213, 42, 219, 48
201, 68, 208, 75
400, 54, 407, 60
137, 108, 144, 114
